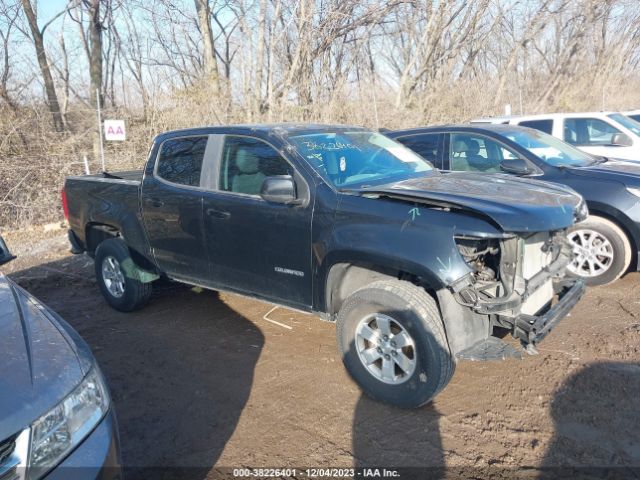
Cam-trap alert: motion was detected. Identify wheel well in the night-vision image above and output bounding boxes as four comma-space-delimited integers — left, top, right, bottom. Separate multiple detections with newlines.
325, 262, 427, 318
85, 223, 119, 254
85, 223, 158, 272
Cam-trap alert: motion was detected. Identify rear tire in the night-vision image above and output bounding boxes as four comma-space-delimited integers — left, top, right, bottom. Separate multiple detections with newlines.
336, 279, 454, 408
95, 238, 153, 312
566, 215, 631, 286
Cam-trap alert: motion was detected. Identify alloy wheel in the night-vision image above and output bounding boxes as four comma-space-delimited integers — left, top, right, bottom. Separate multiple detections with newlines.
567, 229, 614, 278
355, 313, 417, 385
101, 255, 126, 298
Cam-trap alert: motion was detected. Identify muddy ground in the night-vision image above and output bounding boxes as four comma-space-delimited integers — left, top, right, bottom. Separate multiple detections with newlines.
3, 227, 640, 479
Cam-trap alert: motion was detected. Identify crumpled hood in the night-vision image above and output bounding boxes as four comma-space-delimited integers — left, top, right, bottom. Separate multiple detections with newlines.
0, 274, 91, 440
568, 159, 640, 185
359, 172, 583, 232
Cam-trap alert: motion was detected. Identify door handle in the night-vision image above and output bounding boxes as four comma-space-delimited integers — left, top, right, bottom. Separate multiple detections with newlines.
206, 208, 230, 219
144, 198, 165, 208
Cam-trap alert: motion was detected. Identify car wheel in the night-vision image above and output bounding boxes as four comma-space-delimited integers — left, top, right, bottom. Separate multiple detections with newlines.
336, 279, 455, 408
566, 215, 632, 286
95, 238, 153, 312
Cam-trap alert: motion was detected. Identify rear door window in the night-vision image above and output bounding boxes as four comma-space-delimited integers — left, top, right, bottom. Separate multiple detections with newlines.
518, 119, 553, 135
156, 136, 208, 186
394, 133, 444, 168
563, 118, 622, 146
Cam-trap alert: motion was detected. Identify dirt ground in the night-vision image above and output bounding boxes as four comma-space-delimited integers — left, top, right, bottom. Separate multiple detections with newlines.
3, 226, 640, 479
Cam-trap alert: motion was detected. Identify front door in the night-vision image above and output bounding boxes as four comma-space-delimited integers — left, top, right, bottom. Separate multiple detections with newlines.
202, 135, 313, 308
562, 117, 634, 159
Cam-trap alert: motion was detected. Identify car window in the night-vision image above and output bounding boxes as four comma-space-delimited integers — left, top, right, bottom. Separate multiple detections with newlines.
156, 136, 208, 186
219, 136, 293, 196
608, 113, 640, 137
629, 114, 640, 123
518, 119, 553, 135
394, 133, 443, 167
563, 118, 622, 146
502, 127, 595, 167
447, 133, 516, 173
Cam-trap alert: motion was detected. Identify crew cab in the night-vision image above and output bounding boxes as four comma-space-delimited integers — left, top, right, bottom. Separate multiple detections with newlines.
63, 124, 586, 408
472, 112, 640, 162
389, 124, 640, 285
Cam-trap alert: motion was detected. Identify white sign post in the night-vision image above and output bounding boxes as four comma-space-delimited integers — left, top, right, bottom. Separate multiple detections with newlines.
104, 120, 126, 141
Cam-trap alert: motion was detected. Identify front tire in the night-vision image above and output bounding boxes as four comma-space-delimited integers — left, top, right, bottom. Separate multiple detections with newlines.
336, 280, 454, 408
566, 215, 631, 286
95, 238, 153, 312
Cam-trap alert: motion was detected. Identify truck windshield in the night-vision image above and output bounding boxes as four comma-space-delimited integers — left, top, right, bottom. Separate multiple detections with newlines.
608, 113, 640, 137
501, 128, 596, 167
288, 131, 434, 188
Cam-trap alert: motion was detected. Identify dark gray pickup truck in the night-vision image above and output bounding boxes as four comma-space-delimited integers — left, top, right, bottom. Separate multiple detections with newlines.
63, 123, 587, 407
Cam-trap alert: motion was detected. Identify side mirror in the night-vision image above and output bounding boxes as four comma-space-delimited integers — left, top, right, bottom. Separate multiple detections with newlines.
0, 236, 16, 266
611, 133, 633, 147
260, 175, 298, 204
500, 158, 533, 175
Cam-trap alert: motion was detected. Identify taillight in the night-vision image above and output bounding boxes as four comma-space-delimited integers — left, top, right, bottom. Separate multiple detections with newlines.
61, 188, 69, 221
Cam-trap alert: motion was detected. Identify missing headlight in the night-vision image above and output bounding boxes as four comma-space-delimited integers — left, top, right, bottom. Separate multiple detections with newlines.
454, 236, 501, 283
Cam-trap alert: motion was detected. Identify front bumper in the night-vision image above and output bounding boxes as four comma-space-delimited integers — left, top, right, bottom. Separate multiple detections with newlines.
513, 279, 585, 347
44, 408, 122, 480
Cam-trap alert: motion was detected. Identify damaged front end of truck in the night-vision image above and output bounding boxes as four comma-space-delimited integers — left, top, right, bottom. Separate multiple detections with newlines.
360, 176, 589, 361
448, 230, 585, 359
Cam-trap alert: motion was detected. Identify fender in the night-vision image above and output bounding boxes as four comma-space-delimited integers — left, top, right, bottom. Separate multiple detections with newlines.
78, 187, 156, 271
318, 249, 453, 316
586, 200, 640, 253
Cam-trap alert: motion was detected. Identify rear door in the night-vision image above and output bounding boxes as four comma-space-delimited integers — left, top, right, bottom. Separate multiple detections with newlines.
142, 135, 214, 281
201, 134, 314, 308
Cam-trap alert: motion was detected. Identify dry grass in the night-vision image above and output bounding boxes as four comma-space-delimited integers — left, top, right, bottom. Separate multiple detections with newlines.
2, 75, 640, 230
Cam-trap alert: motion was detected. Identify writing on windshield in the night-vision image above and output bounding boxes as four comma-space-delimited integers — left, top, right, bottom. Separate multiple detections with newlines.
289, 131, 433, 188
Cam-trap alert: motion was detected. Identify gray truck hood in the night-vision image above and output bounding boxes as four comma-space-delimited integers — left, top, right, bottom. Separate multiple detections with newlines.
357, 172, 583, 232
0, 274, 92, 440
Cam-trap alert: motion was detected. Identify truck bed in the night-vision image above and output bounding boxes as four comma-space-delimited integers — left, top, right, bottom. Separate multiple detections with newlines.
64, 170, 146, 254
72, 170, 144, 183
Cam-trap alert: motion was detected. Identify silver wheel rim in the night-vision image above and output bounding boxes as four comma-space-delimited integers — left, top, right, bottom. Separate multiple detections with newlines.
355, 313, 417, 385
102, 256, 126, 298
567, 229, 614, 278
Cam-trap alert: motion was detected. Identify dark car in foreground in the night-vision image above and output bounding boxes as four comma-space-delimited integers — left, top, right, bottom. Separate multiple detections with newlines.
390, 124, 640, 286
0, 236, 121, 480
63, 123, 586, 408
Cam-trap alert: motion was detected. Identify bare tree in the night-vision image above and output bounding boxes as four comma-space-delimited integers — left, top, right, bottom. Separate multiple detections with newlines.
194, 0, 220, 94
20, 0, 66, 131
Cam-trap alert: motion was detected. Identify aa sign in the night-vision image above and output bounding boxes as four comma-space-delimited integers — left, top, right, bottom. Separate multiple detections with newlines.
104, 120, 126, 141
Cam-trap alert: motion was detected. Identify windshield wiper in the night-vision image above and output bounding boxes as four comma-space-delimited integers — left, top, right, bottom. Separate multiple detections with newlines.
589, 156, 608, 166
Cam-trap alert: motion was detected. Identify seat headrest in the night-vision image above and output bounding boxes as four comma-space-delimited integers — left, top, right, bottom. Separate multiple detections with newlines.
452, 140, 467, 153
324, 152, 339, 175
236, 149, 260, 174
465, 139, 480, 155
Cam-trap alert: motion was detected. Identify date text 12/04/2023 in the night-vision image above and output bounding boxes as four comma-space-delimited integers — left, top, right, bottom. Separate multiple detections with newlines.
232, 468, 401, 478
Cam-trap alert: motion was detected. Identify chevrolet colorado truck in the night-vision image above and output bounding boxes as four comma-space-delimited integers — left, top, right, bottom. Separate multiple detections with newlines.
63, 124, 587, 408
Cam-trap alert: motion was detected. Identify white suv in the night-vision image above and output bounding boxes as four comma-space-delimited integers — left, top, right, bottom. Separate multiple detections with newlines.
472, 112, 640, 162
